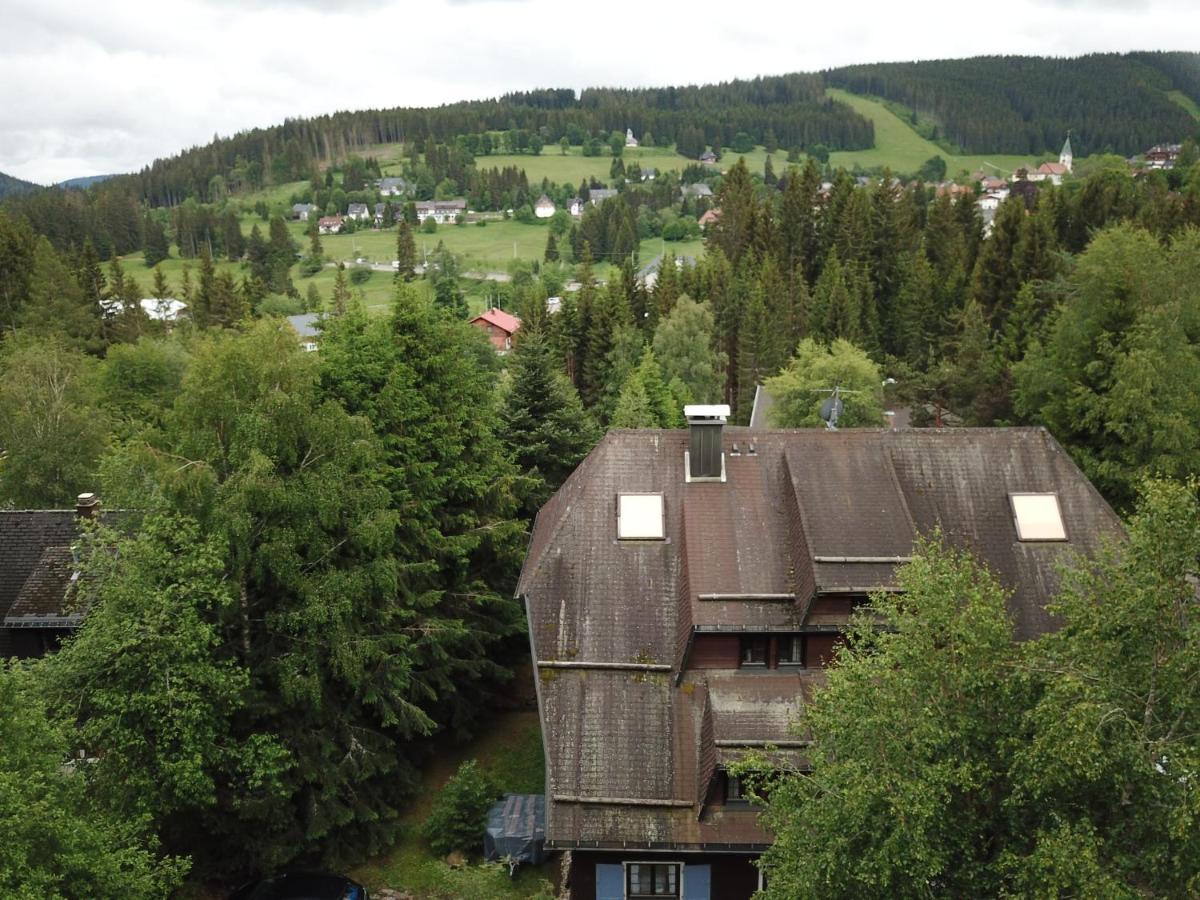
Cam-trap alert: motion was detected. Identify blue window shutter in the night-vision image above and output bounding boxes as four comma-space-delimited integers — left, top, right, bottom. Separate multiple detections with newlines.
683, 863, 711, 900
596, 863, 624, 900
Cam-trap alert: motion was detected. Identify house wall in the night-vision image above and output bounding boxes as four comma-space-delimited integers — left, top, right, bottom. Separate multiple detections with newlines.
806, 633, 845, 667
569, 850, 759, 900
689, 634, 740, 668
690, 632, 844, 669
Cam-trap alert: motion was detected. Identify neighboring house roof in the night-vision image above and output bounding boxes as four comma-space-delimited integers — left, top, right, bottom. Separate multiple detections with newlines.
470, 307, 521, 335
379, 177, 407, 190
698, 208, 721, 227
588, 188, 617, 203
535, 194, 555, 207
318, 215, 343, 226
292, 203, 315, 213
0, 509, 126, 634
682, 183, 713, 198
347, 203, 369, 215
1038, 162, 1068, 176
286, 313, 322, 339
518, 427, 1123, 850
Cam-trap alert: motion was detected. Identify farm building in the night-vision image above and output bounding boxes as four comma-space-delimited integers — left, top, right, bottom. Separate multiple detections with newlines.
588, 188, 617, 206
346, 203, 369, 221
469, 307, 520, 353
318, 215, 344, 234
415, 198, 467, 224
292, 203, 315, 221
518, 412, 1123, 900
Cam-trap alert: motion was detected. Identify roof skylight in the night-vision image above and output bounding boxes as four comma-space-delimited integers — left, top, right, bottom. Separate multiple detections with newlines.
1010, 493, 1067, 541
617, 493, 665, 540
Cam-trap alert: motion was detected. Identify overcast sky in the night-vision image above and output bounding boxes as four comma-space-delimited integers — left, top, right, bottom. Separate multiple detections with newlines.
1, 0, 1198, 184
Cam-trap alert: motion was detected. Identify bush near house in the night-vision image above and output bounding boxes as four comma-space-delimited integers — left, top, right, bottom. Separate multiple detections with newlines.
422, 760, 502, 857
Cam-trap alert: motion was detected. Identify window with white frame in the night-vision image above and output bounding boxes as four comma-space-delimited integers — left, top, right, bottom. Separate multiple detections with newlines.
626, 863, 679, 898
617, 493, 665, 540
1010, 493, 1067, 541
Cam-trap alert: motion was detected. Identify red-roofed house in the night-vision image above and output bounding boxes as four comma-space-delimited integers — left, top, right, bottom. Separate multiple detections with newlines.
470, 307, 521, 352
698, 208, 721, 229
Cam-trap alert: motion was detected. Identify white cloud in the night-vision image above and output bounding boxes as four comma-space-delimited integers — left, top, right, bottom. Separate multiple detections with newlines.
0, 0, 1197, 184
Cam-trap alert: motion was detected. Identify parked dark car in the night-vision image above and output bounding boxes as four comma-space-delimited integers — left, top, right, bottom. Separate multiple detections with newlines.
229, 872, 367, 900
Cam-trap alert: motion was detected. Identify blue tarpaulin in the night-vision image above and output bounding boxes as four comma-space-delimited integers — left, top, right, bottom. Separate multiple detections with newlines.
483, 794, 546, 873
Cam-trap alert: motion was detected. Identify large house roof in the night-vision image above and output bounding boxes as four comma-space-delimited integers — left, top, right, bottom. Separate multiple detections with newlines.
519, 427, 1123, 849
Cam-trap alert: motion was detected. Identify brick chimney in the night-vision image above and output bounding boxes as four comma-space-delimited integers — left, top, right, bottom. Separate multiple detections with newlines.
75, 492, 100, 519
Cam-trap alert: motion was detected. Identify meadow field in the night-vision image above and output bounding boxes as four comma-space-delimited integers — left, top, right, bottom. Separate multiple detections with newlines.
826, 89, 1050, 177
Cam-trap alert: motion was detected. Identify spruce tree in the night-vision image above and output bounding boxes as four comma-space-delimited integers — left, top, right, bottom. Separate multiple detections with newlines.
500, 330, 599, 518
395, 219, 416, 281
143, 214, 170, 267
332, 264, 351, 316
543, 231, 559, 263
151, 266, 170, 300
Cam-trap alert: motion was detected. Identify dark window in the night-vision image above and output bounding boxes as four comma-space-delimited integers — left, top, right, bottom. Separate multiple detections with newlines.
726, 773, 749, 805
740, 636, 768, 667
778, 635, 804, 666
627, 863, 679, 897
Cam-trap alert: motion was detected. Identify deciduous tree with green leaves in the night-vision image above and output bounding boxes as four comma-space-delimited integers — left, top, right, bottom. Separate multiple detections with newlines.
764, 338, 883, 428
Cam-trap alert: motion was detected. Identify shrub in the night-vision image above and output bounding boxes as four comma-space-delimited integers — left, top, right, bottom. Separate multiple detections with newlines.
421, 217, 438, 234
422, 760, 501, 857
349, 267, 371, 285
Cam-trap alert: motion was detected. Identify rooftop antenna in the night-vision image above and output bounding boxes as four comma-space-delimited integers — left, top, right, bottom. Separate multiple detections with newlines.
811, 385, 861, 431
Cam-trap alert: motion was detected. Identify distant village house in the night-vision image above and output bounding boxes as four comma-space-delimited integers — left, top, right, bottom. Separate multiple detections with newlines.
469, 307, 521, 353
292, 203, 316, 221
415, 198, 467, 225
318, 215, 344, 235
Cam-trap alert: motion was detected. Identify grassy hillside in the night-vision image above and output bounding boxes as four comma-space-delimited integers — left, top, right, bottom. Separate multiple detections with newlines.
825, 53, 1200, 156
827, 90, 1046, 177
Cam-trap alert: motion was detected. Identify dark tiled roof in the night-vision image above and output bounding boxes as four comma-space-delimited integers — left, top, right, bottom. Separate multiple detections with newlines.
0, 512, 82, 626
520, 427, 1123, 849
5, 546, 84, 626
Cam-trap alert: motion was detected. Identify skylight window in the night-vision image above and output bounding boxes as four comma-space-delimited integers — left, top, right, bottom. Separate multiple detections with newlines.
617, 493, 665, 540
1010, 493, 1067, 541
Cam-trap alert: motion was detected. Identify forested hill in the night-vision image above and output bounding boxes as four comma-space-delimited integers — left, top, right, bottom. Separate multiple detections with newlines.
0, 171, 41, 199
130, 73, 874, 207
824, 52, 1200, 156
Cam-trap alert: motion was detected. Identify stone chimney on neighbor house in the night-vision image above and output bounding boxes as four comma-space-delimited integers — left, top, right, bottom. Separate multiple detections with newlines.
685, 404, 730, 481
75, 492, 100, 519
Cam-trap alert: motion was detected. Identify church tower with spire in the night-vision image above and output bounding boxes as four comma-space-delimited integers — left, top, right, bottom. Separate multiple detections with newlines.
1059, 133, 1073, 172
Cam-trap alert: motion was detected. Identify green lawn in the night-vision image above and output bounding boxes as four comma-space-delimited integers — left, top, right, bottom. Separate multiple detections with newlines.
1167, 89, 1200, 120
351, 710, 555, 900
827, 89, 1045, 178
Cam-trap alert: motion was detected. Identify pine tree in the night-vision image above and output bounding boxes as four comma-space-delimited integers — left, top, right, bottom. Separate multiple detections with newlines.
305, 282, 322, 313
709, 158, 757, 266
611, 346, 678, 428
332, 264, 351, 316
653, 251, 681, 320
208, 270, 246, 328
151, 266, 170, 300
543, 231, 559, 263
764, 155, 777, 187
736, 290, 775, 422
395, 219, 416, 281
971, 197, 1024, 329
143, 214, 170, 267
500, 330, 599, 518
194, 246, 216, 328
